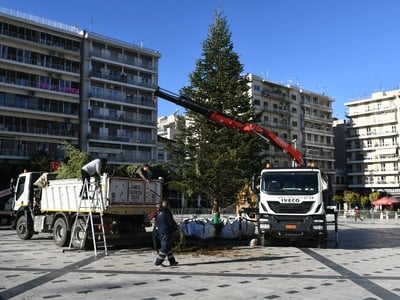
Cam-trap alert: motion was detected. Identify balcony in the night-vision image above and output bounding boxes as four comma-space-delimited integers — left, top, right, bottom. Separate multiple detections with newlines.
87, 133, 155, 145
90, 50, 156, 71
89, 89, 156, 108
89, 108, 155, 126
89, 69, 155, 89
0, 124, 77, 139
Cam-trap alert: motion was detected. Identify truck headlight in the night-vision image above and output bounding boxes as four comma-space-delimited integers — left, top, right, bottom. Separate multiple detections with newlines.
313, 225, 324, 230
260, 223, 270, 230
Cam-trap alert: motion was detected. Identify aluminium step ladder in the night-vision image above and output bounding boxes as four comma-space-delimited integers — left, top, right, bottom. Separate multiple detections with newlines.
67, 178, 108, 256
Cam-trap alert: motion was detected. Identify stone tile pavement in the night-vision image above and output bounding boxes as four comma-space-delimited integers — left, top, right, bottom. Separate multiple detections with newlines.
0, 220, 400, 300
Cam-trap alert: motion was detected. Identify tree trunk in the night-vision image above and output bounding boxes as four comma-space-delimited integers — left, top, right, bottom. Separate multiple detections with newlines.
211, 199, 221, 224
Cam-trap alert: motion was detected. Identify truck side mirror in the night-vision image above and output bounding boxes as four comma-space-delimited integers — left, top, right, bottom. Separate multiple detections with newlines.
250, 174, 260, 192
321, 178, 328, 191
9, 178, 15, 193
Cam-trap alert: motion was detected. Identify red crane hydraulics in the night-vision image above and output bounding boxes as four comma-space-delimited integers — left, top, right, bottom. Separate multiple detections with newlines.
155, 87, 304, 166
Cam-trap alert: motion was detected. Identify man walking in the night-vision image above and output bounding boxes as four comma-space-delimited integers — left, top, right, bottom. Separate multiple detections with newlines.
354, 206, 363, 222
154, 200, 178, 267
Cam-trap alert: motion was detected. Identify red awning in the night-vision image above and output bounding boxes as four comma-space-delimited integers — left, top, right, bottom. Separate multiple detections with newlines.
372, 197, 400, 206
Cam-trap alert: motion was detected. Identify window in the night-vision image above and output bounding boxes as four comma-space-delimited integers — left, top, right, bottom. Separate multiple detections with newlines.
15, 95, 28, 108
15, 176, 26, 201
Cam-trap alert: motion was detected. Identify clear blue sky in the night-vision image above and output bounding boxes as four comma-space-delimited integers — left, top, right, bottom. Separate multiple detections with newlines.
2, 0, 400, 119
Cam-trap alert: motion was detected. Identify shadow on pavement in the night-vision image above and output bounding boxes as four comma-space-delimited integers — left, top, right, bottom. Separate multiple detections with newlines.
176, 254, 293, 267
334, 227, 400, 250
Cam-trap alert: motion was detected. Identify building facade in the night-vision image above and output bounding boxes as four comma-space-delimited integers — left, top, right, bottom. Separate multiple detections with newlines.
248, 74, 335, 189
332, 119, 348, 196
0, 8, 160, 175
345, 89, 400, 197
157, 111, 181, 162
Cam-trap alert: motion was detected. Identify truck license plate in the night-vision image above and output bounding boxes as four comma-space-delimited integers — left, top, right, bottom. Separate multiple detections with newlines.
285, 224, 297, 230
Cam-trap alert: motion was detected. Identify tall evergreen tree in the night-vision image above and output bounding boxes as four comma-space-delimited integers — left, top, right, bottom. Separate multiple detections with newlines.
167, 10, 264, 220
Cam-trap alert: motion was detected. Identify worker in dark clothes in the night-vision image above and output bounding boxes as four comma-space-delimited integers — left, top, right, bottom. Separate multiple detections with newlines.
154, 200, 178, 267
148, 202, 161, 253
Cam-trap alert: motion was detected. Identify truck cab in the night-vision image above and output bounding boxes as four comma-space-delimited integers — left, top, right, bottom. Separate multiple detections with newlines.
10, 172, 42, 238
257, 167, 328, 246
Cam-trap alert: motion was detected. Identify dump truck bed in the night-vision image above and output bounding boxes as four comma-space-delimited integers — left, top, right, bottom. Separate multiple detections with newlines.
38, 174, 162, 214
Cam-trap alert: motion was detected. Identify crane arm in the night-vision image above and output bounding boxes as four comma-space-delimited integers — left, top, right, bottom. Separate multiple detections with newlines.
155, 87, 304, 166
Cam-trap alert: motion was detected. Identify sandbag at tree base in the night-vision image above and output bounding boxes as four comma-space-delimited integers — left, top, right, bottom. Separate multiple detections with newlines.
178, 216, 255, 240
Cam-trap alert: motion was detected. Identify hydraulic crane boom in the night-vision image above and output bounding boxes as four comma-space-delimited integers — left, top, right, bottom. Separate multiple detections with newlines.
155, 87, 304, 166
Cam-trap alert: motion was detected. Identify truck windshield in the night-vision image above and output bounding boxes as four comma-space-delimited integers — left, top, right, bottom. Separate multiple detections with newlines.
15, 176, 26, 200
261, 171, 319, 195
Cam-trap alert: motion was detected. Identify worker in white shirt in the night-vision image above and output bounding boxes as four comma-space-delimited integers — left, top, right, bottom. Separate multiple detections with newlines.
79, 158, 107, 198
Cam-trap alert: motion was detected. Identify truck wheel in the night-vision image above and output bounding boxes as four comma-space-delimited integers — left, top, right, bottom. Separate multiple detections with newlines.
16, 215, 33, 240
71, 218, 88, 249
53, 218, 70, 247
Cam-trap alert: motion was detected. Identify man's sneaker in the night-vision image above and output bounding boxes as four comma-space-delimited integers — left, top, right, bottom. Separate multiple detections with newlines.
169, 261, 179, 266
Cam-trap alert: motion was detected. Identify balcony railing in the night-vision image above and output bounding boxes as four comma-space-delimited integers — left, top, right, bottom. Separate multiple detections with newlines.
90, 50, 156, 71
89, 70, 155, 89
89, 89, 156, 108
87, 133, 155, 145
0, 124, 77, 138
0, 75, 80, 95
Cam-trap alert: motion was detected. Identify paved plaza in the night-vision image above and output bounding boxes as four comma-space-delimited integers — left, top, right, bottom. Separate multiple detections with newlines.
0, 218, 400, 300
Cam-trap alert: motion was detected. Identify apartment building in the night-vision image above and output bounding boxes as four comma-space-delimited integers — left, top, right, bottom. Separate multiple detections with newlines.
0, 8, 160, 174
332, 119, 348, 196
157, 111, 181, 162
345, 89, 400, 197
248, 74, 335, 184
157, 111, 181, 141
